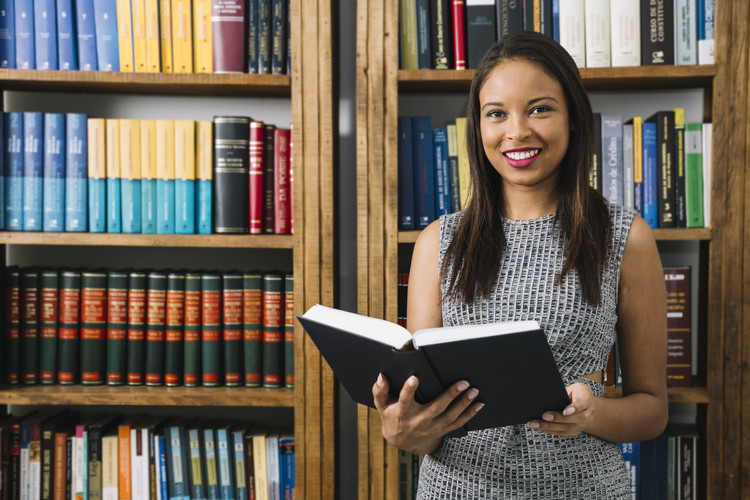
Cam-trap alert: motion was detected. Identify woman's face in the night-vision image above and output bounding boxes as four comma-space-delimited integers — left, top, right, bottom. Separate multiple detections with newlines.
478, 59, 570, 192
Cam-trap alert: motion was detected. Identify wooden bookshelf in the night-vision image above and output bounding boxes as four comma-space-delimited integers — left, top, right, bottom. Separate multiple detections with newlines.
0, 232, 295, 249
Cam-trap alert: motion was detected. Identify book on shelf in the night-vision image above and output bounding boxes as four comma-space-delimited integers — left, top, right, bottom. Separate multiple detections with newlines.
5, 112, 24, 230
601, 115, 623, 206
399, 0, 418, 70
93, 0, 119, 71
452, 0, 467, 70
23, 112, 44, 231
0, 1, 15, 69
65, 113, 88, 232
57, 270, 81, 385
397, 117, 415, 230
609, 0, 640, 67
273, 128, 291, 234
445, 120, 461, 214
171, 0, 193, 73
88, 118, 106, 233
106, 270, 129, 385
144, 271, 167, 386
156, 119, 175, 234
115, 0, 134, 72
186, 422, 207, 500
558, 0, 585, 67
4, 267, 21, 384
215, 421, 236, 500
412, 116, 436, 230
278, 434, 294, 500
141, 120, 158, 234
201, 272, 222, 387
429, 0, 453, 69
433, 127, 451, 219
126, 270, 147, 385
21, 268, 40, 384
697, 0, 714, 65
196, 120, 213, 235
250, 429, 269, 500
297, 304, 571, 436
80, 270, 108, 385
618, 441, 641, 499
415, 0, 430, 69
131, 0, 147, 73
202, 422, 220, 500
701, 123, 711, 227
684, 122, 704, 228
261, 273, 284, 389
212, 0, 245, 73
164, 271, 186, 387
641, 118, 658, 228
589, 112, 602, 194
159, 0, 173, 72
675, 0, 697, 65
120, 119, 143, 234
249, 120, 265, 234
105, 119, 122, 233
674, 108, 686, 227
584, 0, 610, 67
213, 116, 250, 234
645, 110, 676, 228
664, 266, 692, 387
38, 269, 59, 384
144, 0, 161, 72
222, 273, 244, 387
34, 0, 58, 70
622, 120, 635, 210
261, 123, 276, 234
75, 0, 97, 71
283, 274, 294, 389
174, 120, 196, 234
271, 0, 287, 74
14, 0, 34, 69
192, 0, 212, 74
242, 272, 263, 388
182, 272, 201, 387
466, 0, 496, 69
496, 0, 524, 41
641, 0, 674, 65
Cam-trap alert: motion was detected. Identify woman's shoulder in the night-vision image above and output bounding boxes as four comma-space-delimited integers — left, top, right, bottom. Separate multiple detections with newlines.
606, 202, 638, 233
438, 211, 464, 236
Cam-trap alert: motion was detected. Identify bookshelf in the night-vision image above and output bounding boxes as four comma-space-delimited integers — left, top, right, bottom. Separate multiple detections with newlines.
356, 1, 747, 499
0, 1, 338, 499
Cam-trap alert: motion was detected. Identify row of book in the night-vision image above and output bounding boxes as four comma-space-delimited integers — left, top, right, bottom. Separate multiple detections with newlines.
2, 267, 295, 389
400, 0, 715, 71
0, 0, 290, 75
0, 410, 294, 500
1, 112, 293, 235
397, 112, 712, 231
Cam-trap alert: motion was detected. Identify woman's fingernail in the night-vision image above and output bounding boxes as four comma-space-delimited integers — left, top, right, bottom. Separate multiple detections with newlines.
543, 413, 554, 422
377, 373, 384, 386
407, 376, 417, 387
528, 421, 540, 430
457, 381, 469, 392
467, 388, 479, 400
564, 407, 576, 416
475, 403, 485, 412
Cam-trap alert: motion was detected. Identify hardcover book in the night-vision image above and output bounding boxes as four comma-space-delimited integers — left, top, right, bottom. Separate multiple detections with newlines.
412, 116, 435, 229
261, 123, 276, 233
5, 112, 24, 230
34, 0, 58, 69
496, 0, 524, 40
415, 0, 430, 69
261, 273, 284, 388
106, 119, 122, 233
193, 0, 212, 73
23, 112, 43, 231
56, 270, 81, 384
433, 127, 451, 218
144, 0, 160, 71
589, 112, 602, 194
242, 272, 262, 387
249, 120, 265, 234
584, 0, 610, 68
675, 0, 697, 65
127, 271, 147, 385
171, 0, 193, 72
65, 113, 88, 232
183, 272, 202, 387
601, 115, 623, 205
641, 119, 658, 228
673, 108, 686, 227
222, 273, 243, 386
610, 0, 640, 67
20, 268, 39, 384
684, 122, 704, 228
160, 0, 173, 72
42, 113, 65, 232
397, 117, 415, 229
140, 120, 158, 234
145, 271, 167, 386
466, 0, 495, 69
4, 267, 21, 383
298, 305, 570, 436
74, 0, 97, 70
212, 0, 245, 72
156, 119, 175, 234
174, 120, 196, 234
664, 267, 692, 387
115, 0, 134, 72
284, 274, 294, 389
80, 271, 108, 384
202, 423, 220, 500
120, 119, 143, 234
429, 0, 452, 69
201, 273, 222, 386
164, 272, 185, 387
645, 110, 676, 228
213, 116, 250, 234
452, 0, 466, 69
273, 127, 291, 234
0, 0, 15, 68
87, 118, 106, 232
93, 0, 120, 71
271, 0, 286, 73
697, 0, 713, 65
558, 0, 585, 67
38, 270, 59, 384
257, 0, 272, 74
247, 0, 259, 74
132, 0, 148, 72
105, 270, 129, 385
196, 120, 213, 234
14, 0, 34, 69
399, 0, 418, 69
641, 0, 674, 65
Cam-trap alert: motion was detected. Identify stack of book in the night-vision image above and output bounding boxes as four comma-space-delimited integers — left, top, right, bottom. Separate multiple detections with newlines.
0, 0, 290, 74
2, 267, 295, 389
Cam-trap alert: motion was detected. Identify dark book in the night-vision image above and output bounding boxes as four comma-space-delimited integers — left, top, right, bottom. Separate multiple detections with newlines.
258, 0, 272, 74
640, 430, 668, 500
415, 0, 431, 69
674, 111, 687, 227
105, 271, 128, 386
164, 272, 186, 387
676, 427, 699, 500
80, 271, 107, 385
56, 270, 81, 385
183, 272, 202, 387
212, 0, 246, 73
496, 0, 524, 39
243, 427, 256, 500
4, 267, 21, 384
222, 273, 244, 387
466, 0, 496, 69
164, 418, 193, 500
201, 273, 222, 387
262, 273, 284, 388
145, 271, 167, 386
429, 0, 453, 69
40, 411, 75, 500
126, 271, 147, 385
213, 116, 250, 234
271, 0, 287, 74
283, 274, 294, 389
645, 110, 676, 228
397, 117, 415, 230
641, 0, 674, 65
186, 422, 207, 500
664, 267, 692, 387
9, 420, 21, 500
411, 117, 436, 229
273, 128, 292, 234
590, 112, 602, 194
262, 123, 277, 234
38, 269, 59, 384
248, 0, 260, 74
297, 305, 570, 436
242, 272, 263, 388
21, 267, 40, 385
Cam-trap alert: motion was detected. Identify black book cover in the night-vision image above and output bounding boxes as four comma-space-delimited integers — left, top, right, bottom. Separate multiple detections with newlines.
466, 1, 497, 69
213, 116, 251, 234
416, 0, 432, 69
640, 0, 674, 65
590, 112, 603, 194
496, 0, 524, 39
674, 121, 686, 227
646, 111, 676, 227
429, 0, 453, 69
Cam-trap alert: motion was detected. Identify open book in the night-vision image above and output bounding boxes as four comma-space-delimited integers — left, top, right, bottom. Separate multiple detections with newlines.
297, 304, 570, 435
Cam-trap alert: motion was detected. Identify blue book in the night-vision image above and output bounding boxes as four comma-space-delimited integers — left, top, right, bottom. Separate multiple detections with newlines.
397, 116, 415, 230
203, 427, 220, 500
4, 112, 23, 230
166, 425, 190, 500
415, 0, 430, 69
278, 434, 295, 500
75, 0, 97, 70
157, 435, 169, 500
34, 0, 57, 69
14, 0, 34, 69
412, 116, 436, 229
640, 431, 668, 499
106, 120, 121, 233
0, 112, 4, 230
92, 0, 119, 71
433, 127, 451, 218
271, 0, 286, 74
618, 441, 641, 499
88, 119, 106, 233
247, 0, 259, 73
601, 115, 623, 205
56, 0, 77, 69
23, 112, 43, 231
142, 177, 157, 233
0, 0, 15, 68
215, 426, 235, 500
121, 179, 141, 233
42, 113, 65, 232
157, 179, 174, 233
231, 429, 246, 500
65, 113, 87, 231
642, 121, 658, 228
551, 0, 560, 42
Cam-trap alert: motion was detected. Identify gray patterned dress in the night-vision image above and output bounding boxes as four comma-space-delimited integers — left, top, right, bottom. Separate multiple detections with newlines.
416, 204, 635, 499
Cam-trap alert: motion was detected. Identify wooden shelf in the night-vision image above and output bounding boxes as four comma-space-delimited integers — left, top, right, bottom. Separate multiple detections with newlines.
0, 69, 291, 97
605, 386, 709, 404
0, 232, 294, 249
0, 384, 294, 407
398, 65, 716, 93
398, 227, 712, 244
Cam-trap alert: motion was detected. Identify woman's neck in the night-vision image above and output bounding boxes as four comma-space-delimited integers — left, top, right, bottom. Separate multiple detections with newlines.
501, 185, 559, 221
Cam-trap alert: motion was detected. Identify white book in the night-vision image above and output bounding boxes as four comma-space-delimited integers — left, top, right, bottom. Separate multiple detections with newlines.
130, 427, 150, 500
701, 123, 712, 226
265, 432, 281, 500
559, 0, 586, 67
698, 0, 714, 64
622, 123, 635, 210
102, 434, 119, 500
609, 0, 640, 67
675, 0, 697, 65
584, 0, 611, 67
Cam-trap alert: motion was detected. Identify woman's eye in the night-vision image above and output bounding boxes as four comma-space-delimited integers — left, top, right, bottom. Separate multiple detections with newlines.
531, 106, 551, 114
487, 110, 505, 118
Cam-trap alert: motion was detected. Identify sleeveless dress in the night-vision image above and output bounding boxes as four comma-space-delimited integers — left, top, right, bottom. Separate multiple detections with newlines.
416, 204, 635, 499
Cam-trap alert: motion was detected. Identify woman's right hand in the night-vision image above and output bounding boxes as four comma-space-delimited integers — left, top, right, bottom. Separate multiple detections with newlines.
371, 373, 485, 455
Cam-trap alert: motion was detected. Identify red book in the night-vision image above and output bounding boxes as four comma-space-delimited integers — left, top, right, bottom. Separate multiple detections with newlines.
452, 0, 467, 70
211, 0, 246, 73
4, 268, 21, 384
249, 120, 265, 234
274, 128, 292, 234
262, 124, 277, 234
664, 267, 692, 387
289, 125, 294, 234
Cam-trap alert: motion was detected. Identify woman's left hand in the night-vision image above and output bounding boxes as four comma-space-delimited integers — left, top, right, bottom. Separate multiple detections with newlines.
526, 382, 596, 436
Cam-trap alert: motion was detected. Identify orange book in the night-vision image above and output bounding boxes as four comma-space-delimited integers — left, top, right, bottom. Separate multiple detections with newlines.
117, 415, 142, 500
192, 0, 212, 73
160, 0, 174, 72
171, 0, 193, 72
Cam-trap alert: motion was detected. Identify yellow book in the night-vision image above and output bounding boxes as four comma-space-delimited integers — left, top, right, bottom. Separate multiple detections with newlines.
160, 0, 173, 72
175, 120, 196, 233
119, 119, 142, 182
88, 119, 106, 181
171, 0, 193, 73
633, 116, 642, 184
156, 120, 176, 233
144, 0, 161, 72
106, 119, 122, 232
131, 0, 147, 72
192, 0, 212, 73
116, 0, 134, 72
455, 117, 471, 209
196, 120, 213, 234
252, 431, 269, 500
101, 434, 119, 500
141, 120, 158, 233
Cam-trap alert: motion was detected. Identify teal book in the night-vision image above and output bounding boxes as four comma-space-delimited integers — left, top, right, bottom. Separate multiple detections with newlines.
23, 112, 43, 231
121, 179, 142, 233
120, 119, 142, 234
196, 179, 212, 234
175, 120, 195, 234
166, 420, 191, 500
88, 117, 106, 233
42, 113, 65, 232
215, 423, 235, 500
106, 119, 121, 233
5, 111, 24, 230
157, 178, 175, 233
175, 177, 195, 234
65, 113, 88, 232
140, 120, 157, 234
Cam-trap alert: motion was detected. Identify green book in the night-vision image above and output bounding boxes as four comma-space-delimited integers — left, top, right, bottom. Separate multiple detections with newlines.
164, 272, 186, 387
183, 272, 203, 387
242, 272, 262, 388
106, 271, 129, 385
145, 271, 167, 386
261, 273, 284, 388
187, 421, 207, 500
684, 123, 704, 228
21, 267, 40, 385
57, 270, 81, 384
201, 273, 222, 387
399, 0, 418, 69
4, 266, 21, 384
284, 274, 294, 389
38, 270, 59, 384
127, 271, 147, 385
80, 271, 108, 385
222, 273, 243, 387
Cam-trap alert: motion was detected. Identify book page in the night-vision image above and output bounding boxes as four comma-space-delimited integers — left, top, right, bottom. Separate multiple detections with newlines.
302, 304, 413, 349
412, 320, 540, 348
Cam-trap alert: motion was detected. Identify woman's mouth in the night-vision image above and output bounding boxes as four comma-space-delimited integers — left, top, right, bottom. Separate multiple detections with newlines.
503, 148, 541, 168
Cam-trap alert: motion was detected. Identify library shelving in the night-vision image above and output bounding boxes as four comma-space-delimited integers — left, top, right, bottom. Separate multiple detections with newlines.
356, 1, 749, 499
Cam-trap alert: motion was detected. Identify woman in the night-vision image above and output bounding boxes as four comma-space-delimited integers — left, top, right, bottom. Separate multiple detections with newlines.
372, 32, 668, 498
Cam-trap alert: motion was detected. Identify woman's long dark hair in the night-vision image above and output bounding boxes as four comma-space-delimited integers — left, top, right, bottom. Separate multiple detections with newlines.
441, 32, 611, 306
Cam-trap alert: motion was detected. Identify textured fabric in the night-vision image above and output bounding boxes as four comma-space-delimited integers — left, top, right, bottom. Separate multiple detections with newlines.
416, 203, 636, 499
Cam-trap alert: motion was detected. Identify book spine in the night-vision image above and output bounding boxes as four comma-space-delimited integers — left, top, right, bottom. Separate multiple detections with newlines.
284, 274, 294, 389
674, 108, 686, 227
0, 0, 16, 68
38, 270, 59, 384
28, 420, 42, 500
632, 116, 643, 217
131, 0, 147, 71
222, 273, 243, 386
144, 0, 160, 71
115, 0, 134, 71
53, 430, 70, 500
23, 112, 43, 231
212, 0, 245, 73
75, 0, 97, 70
196, 120, 213, 235
164, 272, 185, 387
261, 124, 276, 233
584, 0, 610, 68
14, 0, 34, 69
452, 0, 466, 70
454, 117, 470, 209
655, 111, 676, 228
242, 272, 262, 387
701, 123, 711, 226
249, 120, 265, 234
106, 271, 129, 385
697, 0, 713, 64
278, 438, 294, 500
432, 127, 451, 218
126, 271, 147, 385
120, 119, 143, 234
21, 269, 39, 384
262, 273, 284, 388
159, 0, 173, 72
65, 113, 88, 232
167, 426, 190, 500
4, 268, 21, 383
56, 0, 77, 69
193, 0, 212, 73
174, 120, 196, 234
171, 0, 193, 72
93, 0, 120, 71
0, 115, 5, 228
106, 119, 122, 233
140, 120, 158, 234
465, 0, 495, 69
80, 271, 107, 385
187, 428, 206, 500
412, 117, 436, 229
271, 0, 286, 74
684, 122, 703, 228
664, 267, 692, 387
243, 433, 256, 500
213, 116, 250, 234
43, 113, 65, 232
156, 435, 169, 500
118, 423, 132, 500
589, 112, 602, 194
415, 0, 431, 69
397, 117, 415, 230
558, 0, 585, 67
42, 419, 56, 500
642, 120, 658, 228
675, 0, 697, 65
5, 112, 24, 230
610, 0, 641, 67
429, 0, 453, 69
445, 121, 461, 213
101, 434, 118, 500
257, 0, 272, 74
640, 0, 674, 65
273, 128, 291, 234
145, 271, 167, 386
156, 120, 175, 234
601, 115, 623, 205
231, 431, 246, 500
216, 429, 234, 500
57, 270, 81, 384
622, 123, 635, 211
183, 273, 202, 387
203, 428, 219, 500
131, 427, 148, 500
9, 422, 21, 500
201, 273, 222, 387
87, 118, 107, 233
399, 0, 418, 69
247, 0, 259, 74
